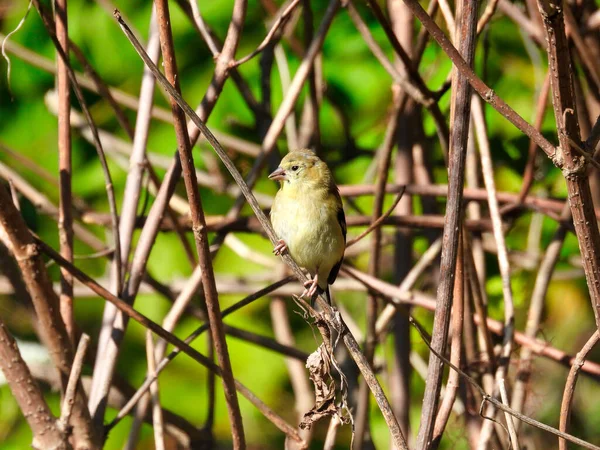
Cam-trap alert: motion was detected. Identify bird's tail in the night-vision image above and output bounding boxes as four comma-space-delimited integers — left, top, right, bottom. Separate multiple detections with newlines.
312, 285, 332, 307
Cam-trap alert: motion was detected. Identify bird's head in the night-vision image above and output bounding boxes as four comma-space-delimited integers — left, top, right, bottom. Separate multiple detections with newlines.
268, 149, 332, 189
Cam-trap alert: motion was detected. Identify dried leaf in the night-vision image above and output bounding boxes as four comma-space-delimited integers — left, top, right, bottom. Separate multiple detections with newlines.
299, 344, 340, 430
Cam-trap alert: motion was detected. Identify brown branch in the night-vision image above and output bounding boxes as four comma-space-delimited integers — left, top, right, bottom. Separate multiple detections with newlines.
58, 334, 90, 433
472, 93, 516, 447
401, 0, 557, 159
155, 0, 246, 446
559, 331, 600, 450
516, 71, 551, 204
146, 331, 166, 450
410, 318, 600, 450
343, 264, 600, 378
499, 378, 520, 450
55, 0, 74, 345
232, 0, 301, 67
0, 185, 100, 448
415, 0, 477, 445
90, 0, 251, 425
536, 0, 600, 331
36, 238, 305, 445
511, 204, 570, 423
31, 0, 122, 304
345, 189, 406, 247
0, 318, 66, 449
431, 233, 464, 447
83, 211, 496, 233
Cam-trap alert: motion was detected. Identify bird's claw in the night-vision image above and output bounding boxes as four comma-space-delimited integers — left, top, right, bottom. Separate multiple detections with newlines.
301, 276, 319, 298
273, 239, 287, 256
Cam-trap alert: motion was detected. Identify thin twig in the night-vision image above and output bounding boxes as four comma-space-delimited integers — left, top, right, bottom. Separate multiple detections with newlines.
499, 378, 520, 450
559, 331, 600, 450
432, 234, 464, 446
55, 0, 75, 345
472, 93, 516, 447
113, 11, 407, 448
58, 334, 90, 432
401, 0, 557, 159
36, 239, 305, 445
345, 188, 406, 247
410, 318, 600, 450
146, 331, 165, 450
232, 0, 302, 67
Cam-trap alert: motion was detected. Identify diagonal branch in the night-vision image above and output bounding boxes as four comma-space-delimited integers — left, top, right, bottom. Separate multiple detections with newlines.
401, 0, 557, 159
0, 185, 100, 448
154, 0, 245, 446
113, 10, 408, 449
0, 317, 66, 450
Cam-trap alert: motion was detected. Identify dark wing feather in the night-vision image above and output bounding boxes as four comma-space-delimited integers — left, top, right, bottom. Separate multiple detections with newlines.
327, 193, 346, 286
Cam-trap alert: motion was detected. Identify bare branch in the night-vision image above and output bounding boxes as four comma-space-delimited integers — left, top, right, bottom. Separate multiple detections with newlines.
0, 318, 66, 449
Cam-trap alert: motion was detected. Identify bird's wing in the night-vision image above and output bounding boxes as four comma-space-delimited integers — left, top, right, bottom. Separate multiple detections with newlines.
327, 196, 346, 286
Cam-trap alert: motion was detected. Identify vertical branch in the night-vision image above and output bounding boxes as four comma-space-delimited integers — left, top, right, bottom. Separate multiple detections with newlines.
146, 330, 166, 450
499, 379, 520, 450
58, 334, 90, 433
472, 93, 516, 448
389, 0, 416, 437
55, 0, 74, 344
270, 298, 314, 445
516, 72, 551, 203
153, 0, 246, 447
536, 0, 600, 330
511, 205, 570, 422
355, 100, 403, 449
89, 9, 162, 425
414, 0, 477, 446
431, 233, 463, 447
297, 0, 321, 150
116, 10, 161, 279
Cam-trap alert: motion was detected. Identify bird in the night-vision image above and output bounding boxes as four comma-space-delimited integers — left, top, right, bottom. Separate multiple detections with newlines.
269, 149, 346, 304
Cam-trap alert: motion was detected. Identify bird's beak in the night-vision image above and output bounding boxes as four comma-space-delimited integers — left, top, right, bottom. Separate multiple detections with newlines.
268, 167, 287, 181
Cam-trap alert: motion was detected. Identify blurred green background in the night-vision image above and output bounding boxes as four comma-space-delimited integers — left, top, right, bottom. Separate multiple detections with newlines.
1, 0, 599, 448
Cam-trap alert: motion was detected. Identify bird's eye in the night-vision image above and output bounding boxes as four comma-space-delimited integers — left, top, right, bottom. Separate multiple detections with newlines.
291, 165, 299, 171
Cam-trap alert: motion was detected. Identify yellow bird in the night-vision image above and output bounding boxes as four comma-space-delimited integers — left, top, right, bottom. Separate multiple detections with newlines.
269, 149, 346, 303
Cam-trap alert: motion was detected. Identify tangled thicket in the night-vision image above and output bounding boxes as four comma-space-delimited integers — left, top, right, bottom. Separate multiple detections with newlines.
1, 0, 600, 449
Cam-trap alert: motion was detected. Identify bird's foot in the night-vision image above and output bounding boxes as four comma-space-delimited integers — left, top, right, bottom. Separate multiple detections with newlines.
273, 239, 287, 256
301, 274, 319, 299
